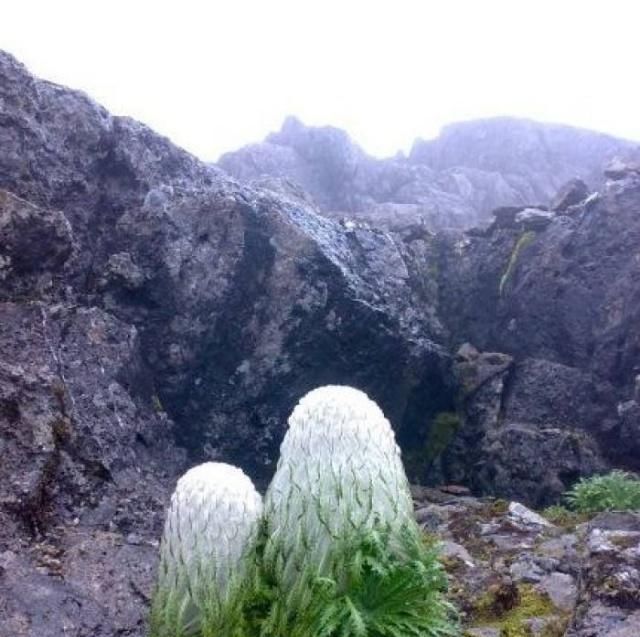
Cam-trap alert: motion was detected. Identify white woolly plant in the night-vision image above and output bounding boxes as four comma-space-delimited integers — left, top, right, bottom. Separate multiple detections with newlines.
261, 385, 456, 637
264, 385, 415, 573
149, 462, 263, 637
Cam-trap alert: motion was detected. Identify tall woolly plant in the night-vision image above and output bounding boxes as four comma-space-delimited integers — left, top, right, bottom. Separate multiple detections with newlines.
261, 385, 457, 637
149, 462, 263, 637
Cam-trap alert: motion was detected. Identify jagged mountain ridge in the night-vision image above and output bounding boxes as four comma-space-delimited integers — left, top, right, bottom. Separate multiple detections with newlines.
219, 115, 637, 231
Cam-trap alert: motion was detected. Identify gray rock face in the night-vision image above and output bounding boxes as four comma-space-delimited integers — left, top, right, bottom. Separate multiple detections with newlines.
434, 167, 640, 484
0, 300, 184, 636
0, 190, 74, 298
412, 489, 640, 637
410, 117, 634, 202
566, 514, 640, 637
219, 115, 636, 231
443, 349, 606, 505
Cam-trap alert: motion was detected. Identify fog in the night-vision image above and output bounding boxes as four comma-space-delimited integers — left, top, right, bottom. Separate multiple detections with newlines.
2, 0, 639, 160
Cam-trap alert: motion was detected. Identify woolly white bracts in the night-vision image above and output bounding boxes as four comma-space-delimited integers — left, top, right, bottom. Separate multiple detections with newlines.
156, 462, 262, 630
264, 385, 415, 576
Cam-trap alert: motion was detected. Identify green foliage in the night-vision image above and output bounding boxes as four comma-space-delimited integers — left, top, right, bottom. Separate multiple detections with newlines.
424, 412, 461, 465
565, 470, 640, 513
470, 583, 566, 637
149, 573, 251, 637
499, 231, 536, 296
541, 505, 577, 526
259, 525, 458, 637
149, 388, 460, 637
149, 524, 458, 637
540, 505, 591, 528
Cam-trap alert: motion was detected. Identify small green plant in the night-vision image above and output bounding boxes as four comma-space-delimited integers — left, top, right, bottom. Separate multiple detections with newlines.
540, 505, 586, 528
499, 231, 536, 296
565, 470, 640, 513
424, 412, 461, 465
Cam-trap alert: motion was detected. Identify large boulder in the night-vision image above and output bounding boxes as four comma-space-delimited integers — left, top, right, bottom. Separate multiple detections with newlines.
436, 170, 640, 476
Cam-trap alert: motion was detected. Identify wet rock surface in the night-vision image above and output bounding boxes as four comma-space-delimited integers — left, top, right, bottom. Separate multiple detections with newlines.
434, 162, 640, 492
411, 489, 640, 637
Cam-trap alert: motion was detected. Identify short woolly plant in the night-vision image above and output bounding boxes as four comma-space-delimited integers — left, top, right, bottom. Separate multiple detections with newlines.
149, 462, 263, 637
261, 385, 458, 637
565, 470, 640, 513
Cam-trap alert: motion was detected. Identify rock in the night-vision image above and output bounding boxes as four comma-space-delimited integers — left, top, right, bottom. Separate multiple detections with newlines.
480, 425, 605, 506
446, 349, 606, 505
604, 157, 640, 180
538, 572, 578, 611
503, 358, 605, 431
509, 556, 548, 583
490, 205, 526, 229
0, 190, 74, 298
514, 207, 555, 231
455, 342, 480, 362
567, 515, 640, 636
587, 512, 640, 533
440, 540, 475, 567
464, 628, 501, 637
454, 348, 513, 395
524, 615, 568, 636
415, 504, 446, 530
508, 502, 553, 529
537, 534, 580, 573
617, 400, 640, 458
440, 484, 472, 496
437, 164, 640, 475
551, 178, 590, 212
102, 251, 146, 290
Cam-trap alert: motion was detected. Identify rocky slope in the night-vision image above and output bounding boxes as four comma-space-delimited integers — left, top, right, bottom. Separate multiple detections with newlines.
0, 50, 451, 635
412, 486, 640, 637
1, 50, 640, 636
219, 115, 636, 231
434, 163, 640, 501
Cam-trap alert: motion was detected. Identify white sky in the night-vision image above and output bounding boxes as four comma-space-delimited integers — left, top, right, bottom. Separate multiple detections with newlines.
1, 1, 639, 161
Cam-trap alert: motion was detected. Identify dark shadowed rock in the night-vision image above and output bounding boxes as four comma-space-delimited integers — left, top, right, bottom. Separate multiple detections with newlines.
551, 178, 589, 212
436, 172, 640, 475
0, 190, 74, 299
444, 349, 606, 505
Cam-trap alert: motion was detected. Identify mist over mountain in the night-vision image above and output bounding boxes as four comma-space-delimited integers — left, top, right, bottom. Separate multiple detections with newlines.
219, 115, 637, 231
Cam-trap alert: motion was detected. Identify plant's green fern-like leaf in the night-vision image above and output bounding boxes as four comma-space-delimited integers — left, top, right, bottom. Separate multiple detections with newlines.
260, 526, 457, 637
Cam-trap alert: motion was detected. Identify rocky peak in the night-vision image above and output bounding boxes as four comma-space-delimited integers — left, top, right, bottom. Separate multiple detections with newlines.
219, 116, 637, 233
